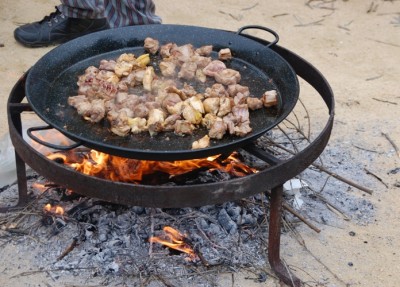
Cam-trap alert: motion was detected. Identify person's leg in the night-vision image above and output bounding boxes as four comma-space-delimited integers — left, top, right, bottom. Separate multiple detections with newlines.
14, 0, 110, 48
105, 0, 162, 28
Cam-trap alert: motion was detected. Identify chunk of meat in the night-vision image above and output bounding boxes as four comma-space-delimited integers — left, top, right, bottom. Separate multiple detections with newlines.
182, 102, 202, 124
208, 119, 227, 140
99, 59, 116, 71
162, 93, 182, 110
171, 44, 195, 63
142, 66, 155, 91
246, 97, 263, 110
227, 84, 250, 97
218, 48, 232, 61
195, 45, 213, 56
214, 69, 241, 86
147, 108, 165, 136
144, 37, 159, 54
160, 43, 177, 58
217, 96, 232, 117
203, 97, 220, 115
128, 117, 147, 134
178, 61, 197, 80
192, 135, 211, 149
107, 110, 131, 136
201, 113, 219, 129
262, 90, 278, 107
163, 114, 181, 131
159, 61, 177, 77
174, 120, 195, 136
202, 60, 226, 77
204, 83, 228, 98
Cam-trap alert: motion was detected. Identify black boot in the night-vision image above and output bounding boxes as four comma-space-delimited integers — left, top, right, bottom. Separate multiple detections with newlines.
14, 7, 109, 48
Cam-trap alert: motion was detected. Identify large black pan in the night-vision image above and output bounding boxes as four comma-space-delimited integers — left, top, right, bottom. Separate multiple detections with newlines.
25, 24, 299, 160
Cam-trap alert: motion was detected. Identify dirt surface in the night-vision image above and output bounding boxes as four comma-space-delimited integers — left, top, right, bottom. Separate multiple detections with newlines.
0, 0, 400, 286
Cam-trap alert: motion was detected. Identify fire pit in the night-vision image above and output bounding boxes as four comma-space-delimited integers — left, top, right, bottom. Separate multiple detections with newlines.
3, 25, 334, 287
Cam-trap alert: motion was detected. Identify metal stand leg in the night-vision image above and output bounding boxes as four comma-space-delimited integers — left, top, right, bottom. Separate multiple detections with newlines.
268, 185, 301, 287
0, 101, 30, 213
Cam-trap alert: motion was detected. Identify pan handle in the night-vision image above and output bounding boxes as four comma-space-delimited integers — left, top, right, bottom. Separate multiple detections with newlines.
27, 125, 82, 151
236, 25, 279, 47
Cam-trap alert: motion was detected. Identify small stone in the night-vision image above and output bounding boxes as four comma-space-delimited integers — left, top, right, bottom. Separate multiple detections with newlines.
349, 231, 356, 236
348, 262, 354, 267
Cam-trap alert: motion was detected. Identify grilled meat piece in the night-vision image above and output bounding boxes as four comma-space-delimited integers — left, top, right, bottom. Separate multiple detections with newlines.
203, 60, 226, 77
159, 61, 177, 77
128, 117, 147, 134
192, 135, 211, 149
262, 90, 278, 107
195, 45, 213, 56
246, 97, 263, 110
144, 37, 160, 54
214, 68, 241, 86
208, 118, 227, 140
178, 61, 197, 80
174, 120, 195, 136
147, 108, 165, 136
218, 48, 232, 61
107, 109, 131, 136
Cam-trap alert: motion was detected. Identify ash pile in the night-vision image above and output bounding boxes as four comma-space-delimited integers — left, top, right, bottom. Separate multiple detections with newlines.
0, 165, 376, 287
1, 173, 274, 286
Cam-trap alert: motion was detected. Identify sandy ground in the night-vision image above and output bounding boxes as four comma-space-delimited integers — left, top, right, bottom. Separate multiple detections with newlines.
0, 0, 400, 286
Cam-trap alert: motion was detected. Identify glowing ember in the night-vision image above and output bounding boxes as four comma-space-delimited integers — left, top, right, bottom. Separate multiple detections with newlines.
149, 226, 197, 260
32, 182, 47, 192
47, 150, 258, 183
43, 203, 65, 216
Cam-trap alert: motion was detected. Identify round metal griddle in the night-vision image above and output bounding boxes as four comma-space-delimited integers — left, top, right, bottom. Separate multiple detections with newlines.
25, 24, 299, 160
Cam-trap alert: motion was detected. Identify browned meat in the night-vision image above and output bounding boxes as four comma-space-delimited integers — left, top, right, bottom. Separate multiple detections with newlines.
218, 48, 232, 61
128, 117, 147, 134
132, 103, 150, 118
204, 83, 228, 98
99, 59, 116, 71
227, 84, 250, 97
163, 114, 181, 131
246, 97, 263, 110
181, 83, 198, 98
233, 92, 248, 105
192, 135, 211, 149
182, 102, 202, 124
144, 37, 160, 54
232, 104, 250, 123
147, 108, 165, 136
208, 119, 227, 140
171, 44, 195, 63
160, 42, 177, 58
217, 96, 232, 117
201, 113, 219, 129
191, 55, 212, 69
203, 60, 226, 77
195, 45, 213, 56
142, 66, 155, 91
178, 61, 197, 80
203, 97, 220, 115
214, 68, 241, 86
159, 61, 177, 77
262, 90, 278, 107
107, 110, 131, 136
162, 93, 182, 110
196, 69, 207, 83
174, 120, 195, 136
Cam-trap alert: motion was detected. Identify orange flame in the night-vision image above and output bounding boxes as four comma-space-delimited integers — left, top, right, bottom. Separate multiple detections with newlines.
43, 203, 65, 216
149, 226, 196, 260
47, 150, 257, 183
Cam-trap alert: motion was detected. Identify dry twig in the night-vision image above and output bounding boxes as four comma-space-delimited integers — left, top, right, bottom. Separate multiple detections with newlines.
382, 132, 400, 157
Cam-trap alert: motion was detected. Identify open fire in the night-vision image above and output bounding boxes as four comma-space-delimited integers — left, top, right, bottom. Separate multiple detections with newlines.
149, 226, 197, 261
46, 149, 258, 184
